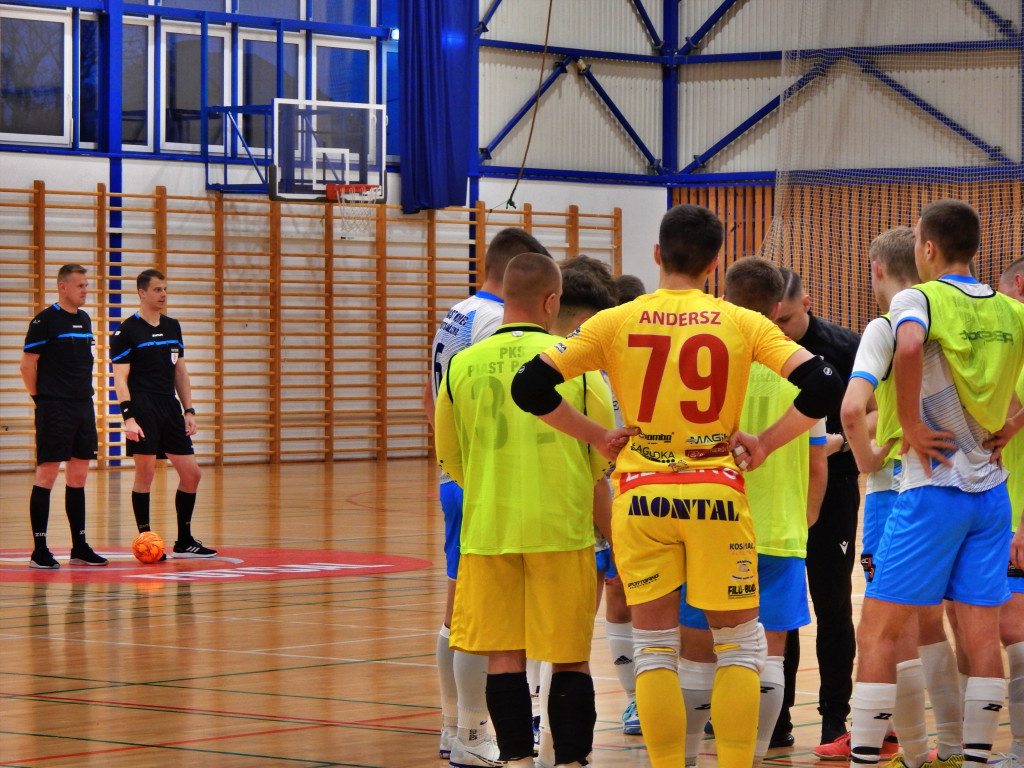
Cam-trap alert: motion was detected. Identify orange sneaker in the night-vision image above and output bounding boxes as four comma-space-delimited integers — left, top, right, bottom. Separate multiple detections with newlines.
813, 732, 900, 761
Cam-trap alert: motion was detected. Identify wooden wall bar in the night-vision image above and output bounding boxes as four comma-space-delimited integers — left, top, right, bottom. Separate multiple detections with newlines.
0, 183, 622, 471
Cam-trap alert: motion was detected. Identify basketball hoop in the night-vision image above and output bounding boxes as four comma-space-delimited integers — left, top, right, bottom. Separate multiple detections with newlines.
326, 183, 380, 239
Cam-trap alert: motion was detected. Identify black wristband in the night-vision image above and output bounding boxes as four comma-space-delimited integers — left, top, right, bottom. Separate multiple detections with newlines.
183, 407, 196, 415
119, 401, 133, 420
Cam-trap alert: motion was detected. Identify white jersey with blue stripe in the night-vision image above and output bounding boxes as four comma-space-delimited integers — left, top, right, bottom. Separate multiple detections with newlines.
430, 290, 504, 483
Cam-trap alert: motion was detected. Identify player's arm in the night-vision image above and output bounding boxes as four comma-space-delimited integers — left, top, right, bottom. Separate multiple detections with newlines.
841, 377, 891, 474
983, 392, 1024, 464
113, 362, 145, 441
19, 352, 39, 400
731, 348, 843, 471
174, 359, 197, 436
511, 354, 636, 462
893, 320, 955, 475
592, 476, 613, 546
422, 380, 435, 429
433, 370, 463, 486
807, 425, 828, 528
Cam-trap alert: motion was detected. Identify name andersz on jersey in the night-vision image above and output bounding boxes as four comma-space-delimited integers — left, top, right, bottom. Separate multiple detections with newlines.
638, 309, 721, 326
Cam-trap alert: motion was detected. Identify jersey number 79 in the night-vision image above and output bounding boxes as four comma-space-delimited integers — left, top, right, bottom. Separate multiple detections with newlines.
628, 333, 729, 424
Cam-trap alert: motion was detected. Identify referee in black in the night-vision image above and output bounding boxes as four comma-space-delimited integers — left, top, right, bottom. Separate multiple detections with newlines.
111, 269, 215, 558
20, 263, 107, 569
774, 267, 861, 748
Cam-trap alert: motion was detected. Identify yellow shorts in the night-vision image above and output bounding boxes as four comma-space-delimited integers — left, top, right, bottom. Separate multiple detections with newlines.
611, 478, 758, 612
450, 549, 596, 664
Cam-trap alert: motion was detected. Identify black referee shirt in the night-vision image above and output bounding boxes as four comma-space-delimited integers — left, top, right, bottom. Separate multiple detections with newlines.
798, 312, 861, 476
110, 313, 185, 397
23, 304, 95, 399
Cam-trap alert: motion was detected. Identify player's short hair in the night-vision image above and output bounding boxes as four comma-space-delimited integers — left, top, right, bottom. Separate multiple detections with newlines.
725, 257, 784, 318
869, 227, 918, 284
779, 266, 805, 302
658, 204, 724, 277
137, 268, 166, 290
613, 274, 646, 304
503, 252, 561, 306
57, 263, 87, 283
999, 256, 1024, 287
559, 255, 616, 314
484, 228, 551, 281
919, 199, 980, 263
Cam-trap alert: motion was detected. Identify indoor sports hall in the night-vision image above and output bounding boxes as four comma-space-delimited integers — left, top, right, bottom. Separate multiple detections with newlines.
0, 1, 1021, 767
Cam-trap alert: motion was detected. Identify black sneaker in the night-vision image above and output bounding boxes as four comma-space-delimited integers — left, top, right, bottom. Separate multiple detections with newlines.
172, 538, 217, 558
69, 544, 109, 566
30, 549, 60, 569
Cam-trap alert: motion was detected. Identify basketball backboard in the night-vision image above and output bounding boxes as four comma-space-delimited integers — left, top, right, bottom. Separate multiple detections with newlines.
269, 99, 387, 203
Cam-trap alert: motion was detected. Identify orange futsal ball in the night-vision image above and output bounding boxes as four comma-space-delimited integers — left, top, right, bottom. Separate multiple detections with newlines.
132, 531, 165, 564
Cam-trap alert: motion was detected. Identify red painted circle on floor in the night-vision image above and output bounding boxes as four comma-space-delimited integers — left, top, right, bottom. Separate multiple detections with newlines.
0, 547, 432, 583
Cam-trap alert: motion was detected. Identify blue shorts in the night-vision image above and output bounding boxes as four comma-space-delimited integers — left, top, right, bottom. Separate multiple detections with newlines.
595, 547, 619, 579
862, 490, 898, 583
440, 481, 463, 579
867, 484, 1012, 606
679, 554, 810, 631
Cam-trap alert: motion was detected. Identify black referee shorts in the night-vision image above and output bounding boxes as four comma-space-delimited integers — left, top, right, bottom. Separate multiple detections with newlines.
35, 398, 98, 464
125, 394, 194, 458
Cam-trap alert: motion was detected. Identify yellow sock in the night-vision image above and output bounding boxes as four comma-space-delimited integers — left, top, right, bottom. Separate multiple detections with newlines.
710, 664, 760, 768
636, 667, 687, 768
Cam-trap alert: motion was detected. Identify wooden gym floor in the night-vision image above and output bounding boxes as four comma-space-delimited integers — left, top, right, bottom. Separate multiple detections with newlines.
0, 459, 1012, 767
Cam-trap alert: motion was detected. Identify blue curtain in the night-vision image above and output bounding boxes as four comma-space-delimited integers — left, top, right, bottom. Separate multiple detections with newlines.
398, 0, 473, 214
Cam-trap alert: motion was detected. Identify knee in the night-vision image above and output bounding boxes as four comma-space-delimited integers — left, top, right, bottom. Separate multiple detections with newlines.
711, 618, 767, 675
633, 627, 680, 676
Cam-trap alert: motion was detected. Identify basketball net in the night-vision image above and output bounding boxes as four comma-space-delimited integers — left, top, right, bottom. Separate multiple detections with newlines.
326, 183, 380, 239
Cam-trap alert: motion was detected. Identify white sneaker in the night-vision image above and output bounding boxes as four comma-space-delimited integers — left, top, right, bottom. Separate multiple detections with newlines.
440, 725, 456, 759
992, 756, 1023, 768
449, 735, 503, 768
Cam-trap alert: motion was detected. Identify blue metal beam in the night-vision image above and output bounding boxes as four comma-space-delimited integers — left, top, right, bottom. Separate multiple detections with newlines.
680, 37, 1019, 65
477, 0, 506, 34
577, 61, 665, 173
629, 0, 663, 51
680, 57, 834, 175
662, 0, 680, 176
967, 0, 1017, 38
678, 0, 742, 56
848, 53, 1013, 165
480, 38, 664, 64
479, 56, 575, 160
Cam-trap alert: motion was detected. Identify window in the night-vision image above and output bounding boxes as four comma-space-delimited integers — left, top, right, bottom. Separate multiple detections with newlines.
122, 23, 152, 147
310, 0, 371, 26
0, 11, 70, 144
163, 27, 228, 148
240, 35, 301, 150
238, 0, 302, 19
314, 43, 371, 103
161, 0, 227, 11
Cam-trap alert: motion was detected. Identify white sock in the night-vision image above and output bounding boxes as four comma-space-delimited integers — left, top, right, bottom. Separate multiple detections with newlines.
919, 639, 963, 758
607, 621, 637, 700
962, 677, 1006, 765
679, 658, 716, 767
850, 681, 897, 765
1008, 641, 1024, 759
754, 656, 786, 763
454, 649, 490, 741
538, 662, 554, 766
894, 658, 929, 768
526, 658, 542, 720
438, 625, 457, 729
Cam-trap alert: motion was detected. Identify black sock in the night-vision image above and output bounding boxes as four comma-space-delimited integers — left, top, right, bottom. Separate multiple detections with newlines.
30, 485, 51, 551
485, 671, 534, 761
132, 491, 151, 532
66, 486, 87, 548
175, 490, 197, 542
549, 671, 596, 766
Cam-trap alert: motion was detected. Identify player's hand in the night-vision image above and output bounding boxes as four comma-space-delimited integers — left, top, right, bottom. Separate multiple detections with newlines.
184, 413, 197, 436
124, 417, 145, 441
983, 417, 1023, 466
729, 430, 765, 471
597, 426, 639, 462
1011, 524, 1024, 571
863, 438, 895, 474
899, 418, 955, 477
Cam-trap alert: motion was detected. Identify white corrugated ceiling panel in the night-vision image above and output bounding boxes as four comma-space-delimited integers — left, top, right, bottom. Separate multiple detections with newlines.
482, 0, 662, 56
680, 0, 1014, 55
479, 49, 663, 175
